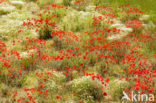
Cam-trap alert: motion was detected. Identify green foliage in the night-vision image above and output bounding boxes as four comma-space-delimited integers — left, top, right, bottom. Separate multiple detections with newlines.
50, 71, 66, 84
63, 0, 72, 6
37, 0, 55, 7
0, 63, 26, 87
52, 36, 68, 50
22, 2, 40, 14
10, 1, 24, 9
24, 0, 37, 2
69, 76, 104, 102
93, 61, 108, 75
20, 51, 38, 71
0, 2, 16, 15
33, 6, 66, 40
24, 75, 39, 88
45, 71, 66, 92
0, 83, 12, 103
38, 26, 52, 39
0, 67, 8, 84
92, 0, 105, 6
109, 79, 130, 101
0, 11, 34, 41
60, 10, 93, 33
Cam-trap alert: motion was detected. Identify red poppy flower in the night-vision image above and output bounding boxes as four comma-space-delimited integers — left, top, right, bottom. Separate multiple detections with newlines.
103, 92, 107, 96
56, 95, 59, 99
13, 91, 17, 97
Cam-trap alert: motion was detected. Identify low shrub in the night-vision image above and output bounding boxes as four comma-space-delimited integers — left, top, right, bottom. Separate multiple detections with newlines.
0, 2, 16, 15
68, 76, 104, 102
60, 10, 93, 33
63, 0, 72, 6
109, 79, 130, 101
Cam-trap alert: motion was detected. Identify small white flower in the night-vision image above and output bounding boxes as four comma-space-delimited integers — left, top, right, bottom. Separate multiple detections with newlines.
118, 27, 133, 32
0, 6, 16, 12
139, 15, 150, 21
10, 1, 25, 5
86, 6, 96, 11
111, 23, 124, 28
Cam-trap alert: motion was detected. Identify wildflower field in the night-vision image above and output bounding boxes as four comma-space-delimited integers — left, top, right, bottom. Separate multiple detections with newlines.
0, 0, 156, 103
